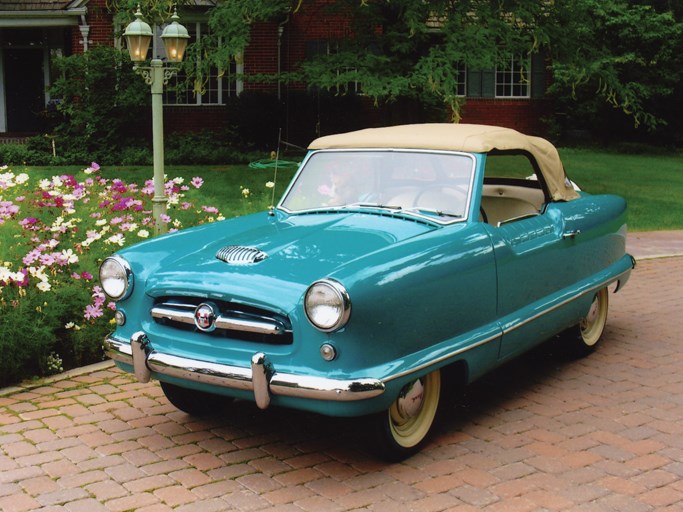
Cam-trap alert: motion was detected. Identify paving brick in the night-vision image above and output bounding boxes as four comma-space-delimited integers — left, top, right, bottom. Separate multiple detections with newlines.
0, 492, 41, 512
154, 484, 198, 507
64, 497, 109, 512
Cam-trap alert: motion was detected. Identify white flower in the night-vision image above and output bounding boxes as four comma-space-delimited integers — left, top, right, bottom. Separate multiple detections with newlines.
265, 181, 275, 188
65, 322, 75, 329
95, 219, 107, 226
16, 173, 29, 184
37, 281, 51, 292
61, 249, 79, 264
106, 234, 125, 246
137, 229, 150, 238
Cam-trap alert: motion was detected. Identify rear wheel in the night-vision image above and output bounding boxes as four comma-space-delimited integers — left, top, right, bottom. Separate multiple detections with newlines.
160, 381, 231, 416
564, 287, 609, 356
371, 369, 441, 461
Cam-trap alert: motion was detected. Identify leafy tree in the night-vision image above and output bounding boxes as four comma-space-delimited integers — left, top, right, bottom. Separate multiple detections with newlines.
107, 0, 683, 135
549, 0, 683, 131
196, 0, 682, 132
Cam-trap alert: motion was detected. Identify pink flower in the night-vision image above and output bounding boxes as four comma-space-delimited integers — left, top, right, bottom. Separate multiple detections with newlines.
202, 206, 219, 214
191, 177, 204, 188
84, 304, 103, 320
39, 253, 56, 266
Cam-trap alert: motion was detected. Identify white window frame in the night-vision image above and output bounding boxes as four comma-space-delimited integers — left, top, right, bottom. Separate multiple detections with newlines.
454, 62, 467, 97
157, 21, 241, 106
495, 55, 530, 98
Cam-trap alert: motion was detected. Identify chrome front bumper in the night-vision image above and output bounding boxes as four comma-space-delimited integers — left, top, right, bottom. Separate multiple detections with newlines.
104, 332, 385, 409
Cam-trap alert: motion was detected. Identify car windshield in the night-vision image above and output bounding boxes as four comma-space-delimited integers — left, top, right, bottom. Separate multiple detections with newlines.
279, 150, 475, 222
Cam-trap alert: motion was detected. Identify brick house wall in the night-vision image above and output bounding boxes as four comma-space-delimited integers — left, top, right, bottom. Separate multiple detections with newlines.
462, 99, 552, 136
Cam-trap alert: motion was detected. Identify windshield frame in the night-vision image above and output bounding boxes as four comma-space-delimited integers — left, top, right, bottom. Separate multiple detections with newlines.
277, 148, 477, 226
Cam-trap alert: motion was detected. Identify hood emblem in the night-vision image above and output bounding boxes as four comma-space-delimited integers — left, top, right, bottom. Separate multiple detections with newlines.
194, 302, 218, 332
216, 245, 268, 265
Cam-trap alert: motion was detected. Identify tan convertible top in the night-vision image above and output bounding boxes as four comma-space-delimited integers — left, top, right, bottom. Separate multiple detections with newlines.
309, 123, 580, 202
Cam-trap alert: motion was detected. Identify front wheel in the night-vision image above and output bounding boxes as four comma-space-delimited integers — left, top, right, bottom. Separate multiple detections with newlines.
370, 369, 441, 461
160, 381, 232, 416
563, 287, 609, 357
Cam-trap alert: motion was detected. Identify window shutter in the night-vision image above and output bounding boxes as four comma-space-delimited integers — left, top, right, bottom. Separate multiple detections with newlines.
531, 52, 546, 98
481, 69, 495, 98
467, 69, 495, 98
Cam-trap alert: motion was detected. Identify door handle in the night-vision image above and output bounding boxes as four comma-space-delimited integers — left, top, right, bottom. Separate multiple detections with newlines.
562, 229, 581, 239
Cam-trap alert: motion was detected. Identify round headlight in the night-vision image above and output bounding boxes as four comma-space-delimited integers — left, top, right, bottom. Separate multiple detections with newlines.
99, 256, 133, 300
304, 279, 351, 332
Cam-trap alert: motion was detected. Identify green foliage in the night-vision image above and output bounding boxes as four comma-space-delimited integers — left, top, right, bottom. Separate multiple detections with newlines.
549, 1, 683, 131
49, 45, 150, 164
183, 0, 681, 133
165, 130, 263, 164
0, 292, 57, 385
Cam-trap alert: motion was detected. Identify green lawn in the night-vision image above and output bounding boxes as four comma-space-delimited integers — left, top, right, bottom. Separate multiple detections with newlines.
559, 149, 683, 232
12, 148, 682, 232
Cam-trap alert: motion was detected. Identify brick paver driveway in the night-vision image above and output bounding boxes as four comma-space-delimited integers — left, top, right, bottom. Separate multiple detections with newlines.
1, 256, 682, 512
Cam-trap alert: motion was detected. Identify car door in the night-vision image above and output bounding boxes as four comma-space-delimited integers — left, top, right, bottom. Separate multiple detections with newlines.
485, 206, 582, 361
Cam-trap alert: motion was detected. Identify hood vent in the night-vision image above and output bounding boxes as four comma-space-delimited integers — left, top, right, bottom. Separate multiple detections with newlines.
216, 245, 268, 265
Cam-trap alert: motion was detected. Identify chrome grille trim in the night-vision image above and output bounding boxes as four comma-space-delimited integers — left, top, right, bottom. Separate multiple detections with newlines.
151, 303, 290, 336
216, 245, 268, 265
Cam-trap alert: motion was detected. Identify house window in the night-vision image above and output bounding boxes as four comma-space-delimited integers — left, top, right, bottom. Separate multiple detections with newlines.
454, 62, 467, 97
158, 22, 239, 106
495, 55, 530, 98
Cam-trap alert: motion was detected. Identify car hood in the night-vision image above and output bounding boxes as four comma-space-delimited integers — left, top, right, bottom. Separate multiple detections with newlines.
140, 211, 437, 312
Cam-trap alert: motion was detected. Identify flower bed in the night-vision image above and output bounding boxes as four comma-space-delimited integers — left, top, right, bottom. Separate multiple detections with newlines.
0, 164, 226, 387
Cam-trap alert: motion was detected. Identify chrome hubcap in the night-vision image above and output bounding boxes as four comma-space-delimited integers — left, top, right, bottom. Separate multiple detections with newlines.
584, 296, 600, 326
396, 379, 425, 420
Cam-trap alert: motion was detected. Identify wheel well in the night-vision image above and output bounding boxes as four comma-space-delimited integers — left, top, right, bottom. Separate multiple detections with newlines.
442, 360, 469, 391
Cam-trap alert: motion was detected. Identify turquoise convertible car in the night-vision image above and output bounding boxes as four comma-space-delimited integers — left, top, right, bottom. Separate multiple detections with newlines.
101, 124, 635, 460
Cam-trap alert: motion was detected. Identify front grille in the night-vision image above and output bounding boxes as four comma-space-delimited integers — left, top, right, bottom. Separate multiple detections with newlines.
151, 297, 293, 345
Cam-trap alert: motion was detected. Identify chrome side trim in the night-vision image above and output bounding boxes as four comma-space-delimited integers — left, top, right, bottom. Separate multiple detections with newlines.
383, 331, 501, 383
103, 335, 385, 406
384, 258, 635, 383
500, 264, 633, 336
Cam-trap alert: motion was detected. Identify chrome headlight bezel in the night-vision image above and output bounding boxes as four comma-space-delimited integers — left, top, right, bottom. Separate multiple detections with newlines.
304, 278, 351, 332
99, 255, 133, 300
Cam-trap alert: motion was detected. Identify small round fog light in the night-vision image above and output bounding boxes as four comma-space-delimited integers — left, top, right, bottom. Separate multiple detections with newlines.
114, 310, 126, 326
320, 343, 337, 361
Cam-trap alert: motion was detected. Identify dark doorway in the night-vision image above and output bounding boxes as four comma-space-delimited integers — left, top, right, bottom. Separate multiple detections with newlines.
4, 48, 46, 133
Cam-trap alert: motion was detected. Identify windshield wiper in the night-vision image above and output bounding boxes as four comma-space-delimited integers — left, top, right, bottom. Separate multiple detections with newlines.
402, 207, 463, 219
343, 202, 403, 210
